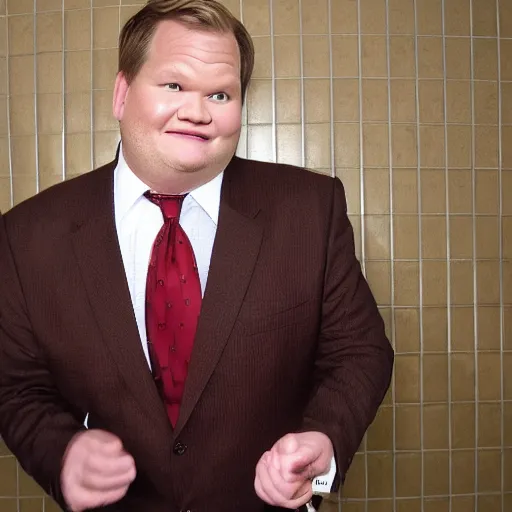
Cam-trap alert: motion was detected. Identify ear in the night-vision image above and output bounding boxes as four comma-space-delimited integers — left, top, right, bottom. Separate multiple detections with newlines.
113, 71, 130, 121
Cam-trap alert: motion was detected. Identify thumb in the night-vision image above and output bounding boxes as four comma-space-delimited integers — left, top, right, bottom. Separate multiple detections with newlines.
289, 445, 317, 477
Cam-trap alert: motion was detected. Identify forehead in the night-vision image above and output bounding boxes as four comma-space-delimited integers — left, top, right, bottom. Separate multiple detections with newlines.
147, 19, 240, 72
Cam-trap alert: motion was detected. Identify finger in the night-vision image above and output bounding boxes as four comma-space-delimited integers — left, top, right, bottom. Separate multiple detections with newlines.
288, 446, 318, 476
254, 462, 277, 506
85, 453, 136, 477
266, 458, 306, 500
82, 463, 136, 492
94, 437, 125, 456
259, 461, 313, 509
254, 473, 276, 506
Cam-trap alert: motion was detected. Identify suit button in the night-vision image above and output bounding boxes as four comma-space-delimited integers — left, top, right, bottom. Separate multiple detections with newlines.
173, 441, 187, 455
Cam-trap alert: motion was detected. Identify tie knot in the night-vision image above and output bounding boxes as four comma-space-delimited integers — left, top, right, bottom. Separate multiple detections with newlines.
144, 191, 186, 220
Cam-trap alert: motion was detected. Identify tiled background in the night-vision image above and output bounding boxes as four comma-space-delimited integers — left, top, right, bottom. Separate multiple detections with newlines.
0, 0, 511, 511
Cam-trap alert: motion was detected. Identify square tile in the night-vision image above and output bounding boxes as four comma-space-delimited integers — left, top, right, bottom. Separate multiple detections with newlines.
273, 36, 299, 78
472, 0, 497, 36
395, 452, 421, 497
331, 0, 358, 34
393, 215, 419, 259
444, 0, 470, 36
416, 0, 442, 35
423, 354, 449, 402
475, 216, 499, 260
367, 453, 393, 498
390, 80, 416, 122
450, 261, 474, 305
360, 0, 386, 34
478, 352, 501, 401
449, 216, 473, 259
451, 450, 475, 494
422, 307, 447, 352
389, 36, 415, 78
364, 215, 390, 260
394, 354, 420, 403
452, 402, 475, 449
388, 0, 414, 35
395, 405, 420, 450
392, 169, 417, 213
394, 261, 419, 306
451, 353, 475, 401
473, 39, 498, 81
36, 11, 63, 52
421, 216, 447, 259
417, 37, 443, 79
301, 0, 329, 34
302, 36, 330, 77
242, 0, 270, 36
272, 0, 299, 35
418, 80, 444, 123
424, 451, 449, 496
478, 402, 502, 448
332, 35, 359, 77
423, 403, 449, 449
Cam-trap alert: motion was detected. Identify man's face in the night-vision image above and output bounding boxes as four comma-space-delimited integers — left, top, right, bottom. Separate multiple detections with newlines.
113, 19, 243, 186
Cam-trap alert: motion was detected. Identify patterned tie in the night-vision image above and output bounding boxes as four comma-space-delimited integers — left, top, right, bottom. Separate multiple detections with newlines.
144, 191, 202, 427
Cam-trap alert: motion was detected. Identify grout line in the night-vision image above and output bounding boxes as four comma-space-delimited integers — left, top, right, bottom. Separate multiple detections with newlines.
268, 0, 276, 163
357, 0, 366, 271
33, 0, 39, 195
328, 0, 335, 178
89, 0, 94, 169
61, 0, 66, 182
495, 2, 505, 511
468, 1, 479, 509
440, 1, 453, 510
412, 0, 424, 510
384, 1, 396, 511
299, 0, 305, 168
6, 4, 14, 208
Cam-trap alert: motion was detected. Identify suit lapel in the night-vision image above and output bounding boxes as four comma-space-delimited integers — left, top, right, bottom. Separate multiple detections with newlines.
174, 158, 264, 437
69, 163, 170, 432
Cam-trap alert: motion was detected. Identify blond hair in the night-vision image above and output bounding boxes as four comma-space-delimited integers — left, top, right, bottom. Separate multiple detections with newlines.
119, 0, 254, 98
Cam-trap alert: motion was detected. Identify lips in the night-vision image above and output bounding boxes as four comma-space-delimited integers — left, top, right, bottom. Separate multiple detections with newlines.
166, 130, 209, 140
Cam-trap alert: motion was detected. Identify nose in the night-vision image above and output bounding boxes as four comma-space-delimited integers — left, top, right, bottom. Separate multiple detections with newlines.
177, 93, 212, 125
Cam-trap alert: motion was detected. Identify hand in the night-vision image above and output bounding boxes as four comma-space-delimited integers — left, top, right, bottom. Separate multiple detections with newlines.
61, 429, 136, 512
254, 431, 333, 509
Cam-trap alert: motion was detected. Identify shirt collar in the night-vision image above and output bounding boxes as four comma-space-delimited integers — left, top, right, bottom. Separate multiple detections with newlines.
114, 144, 223, 226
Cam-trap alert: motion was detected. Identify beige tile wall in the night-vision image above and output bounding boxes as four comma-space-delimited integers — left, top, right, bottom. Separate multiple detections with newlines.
0, 0, 511, 511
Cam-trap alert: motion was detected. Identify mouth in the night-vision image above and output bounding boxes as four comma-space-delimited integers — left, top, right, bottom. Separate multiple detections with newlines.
166, 131, 210, 141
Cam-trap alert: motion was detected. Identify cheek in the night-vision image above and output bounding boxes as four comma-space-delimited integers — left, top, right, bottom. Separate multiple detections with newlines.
215, 106, 242, 137
127, 91, 177, 125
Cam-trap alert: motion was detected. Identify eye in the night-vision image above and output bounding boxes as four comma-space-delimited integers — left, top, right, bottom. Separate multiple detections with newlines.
164, 83, 181, 91
209, 92, 229, 102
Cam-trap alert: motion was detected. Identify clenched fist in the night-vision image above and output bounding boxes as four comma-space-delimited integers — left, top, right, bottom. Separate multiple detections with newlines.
61, 429, 136, 511
254, 431, 333, 509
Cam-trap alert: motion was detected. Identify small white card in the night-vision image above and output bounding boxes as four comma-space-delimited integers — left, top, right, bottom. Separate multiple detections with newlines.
311, 456, 336, 493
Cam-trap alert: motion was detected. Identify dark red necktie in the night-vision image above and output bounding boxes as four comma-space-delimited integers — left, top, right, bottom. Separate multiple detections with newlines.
144, 191, 202, 427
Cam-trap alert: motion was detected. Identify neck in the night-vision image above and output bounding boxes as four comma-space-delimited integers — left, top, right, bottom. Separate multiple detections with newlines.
121, 146, 226, 194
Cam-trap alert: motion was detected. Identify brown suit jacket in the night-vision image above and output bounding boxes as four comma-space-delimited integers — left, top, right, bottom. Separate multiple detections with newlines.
0, 156, 393, 511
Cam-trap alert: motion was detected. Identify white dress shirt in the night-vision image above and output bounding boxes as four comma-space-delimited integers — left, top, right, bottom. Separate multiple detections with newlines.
113, 148, 336, 494
114, 148, 222, 367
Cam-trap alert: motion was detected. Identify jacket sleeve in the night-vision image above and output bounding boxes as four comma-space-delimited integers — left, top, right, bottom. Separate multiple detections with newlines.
0, 211, 86, 509
299, 177, 394, 487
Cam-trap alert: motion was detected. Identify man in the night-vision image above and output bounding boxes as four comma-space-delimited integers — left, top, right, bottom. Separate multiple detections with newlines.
0, 1, 393, 511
